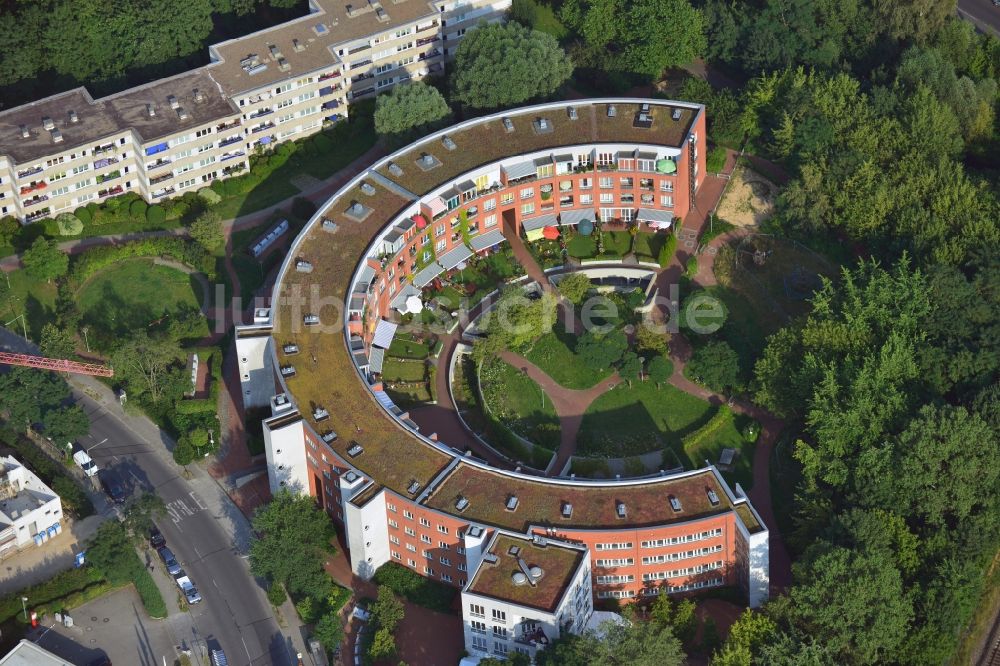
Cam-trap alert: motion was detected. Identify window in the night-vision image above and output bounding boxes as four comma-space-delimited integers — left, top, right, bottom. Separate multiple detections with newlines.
277, 98, 293, 109
435, 223, 445, 237
420, 517, 431, 527
408, 558, 416, 567
595, 542, 634, 551
521, 203, 534, 215
520, 187, 534, 200
471, 620, 487, 634
387, 503, 397, 512
470, 603, 485, 617
579, 194, 593, 205
597, 152, 613, 166
275, 82, 293, 95
389, 535, 400, 544
597, 590, 636, 599
392, 551, 401, 560
72, 164, 89, 175
436, 239, 446, 252
405, 527, 416, 536
421, 534, 432, 544
599, 177, 613, 189
493, 641, 508, 656
475, 174, 489, 190
493, 626, 508, 638
595, 558, 634, 567
500, 192, 514, 205
579, 177, 592, 189
440, 556, 451, 566
438, 525, 449, 534
442, 573, 453, 582
403, 510, 414, 519
424, 550, 433, 559
660, 195, 673, 207
406, 543, 416, 552
457, 546, 466, 555
458, 563, 467, 572
661, 179, 675, 192
483, 214, 497, 228
471, 636, 488, 651
596, 574, 635, 584
423, 566, 435, 576
439, 541, 450, 549
600, 193, 613, 204
483, 198, 496, 211
536, 164, 554, 178
388, 519, 398, 528
491, 609, 506, 623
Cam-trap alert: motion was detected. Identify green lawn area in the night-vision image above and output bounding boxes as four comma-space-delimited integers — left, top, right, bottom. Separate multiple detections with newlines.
387, 334, 432, 359
386, 385, 433, 408
480, 358, 560, 450
633, 231, 670, 263
0, 268, 58, 340
681, 407, 756, 489
577, 380, 716, 457
434, 285, 466, 310
381, 358, 428, 382
565, 230, 634, 260
77, 259, 207, 345
524, 329, 612, 389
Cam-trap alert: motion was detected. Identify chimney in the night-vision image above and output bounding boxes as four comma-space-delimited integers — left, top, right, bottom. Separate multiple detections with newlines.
41, 116, 55, 131
19, 125, 30, 139
193, 88, 206, 103
51, 129, 63, 143
68, 110, 79, 124
168, 95, 179, 109
146, 104, 156, 117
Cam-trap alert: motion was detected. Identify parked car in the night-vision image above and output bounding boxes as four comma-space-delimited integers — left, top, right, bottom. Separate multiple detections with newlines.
175, 573, 202, 604
157, 546, 182, 576
73, 450, 100, 477
149, 526, 165, 549
98, 469, 126, 504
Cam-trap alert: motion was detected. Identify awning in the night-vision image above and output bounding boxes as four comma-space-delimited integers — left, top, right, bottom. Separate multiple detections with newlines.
439, 244, 473, 270
440, 186, 462, 201
616, 150, 635, 160
372, 318, 398, 350
457, 179, 477, 193
368, 346, 386, 374
553, 153, 572, 164
470, 229, 505, 252
354, 264, 376, 292
559, 209, 594, 227
413, 261, 444, 288
390, 284, 420, 311
656, 159, 677, 174
426, 197, 446, 217
503, 160, 536, 181
637, 151, 657, 161
637, 208, 675, 225
349, 293, 366, 311
521, 213, 558, 232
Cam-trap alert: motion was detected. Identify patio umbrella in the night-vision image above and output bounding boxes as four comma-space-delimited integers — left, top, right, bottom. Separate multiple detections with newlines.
578, 218, 594, 236
413, 214, 427, 230
404, 295, 424, 314
656, 158, 677, 174
542, 226, 560, 240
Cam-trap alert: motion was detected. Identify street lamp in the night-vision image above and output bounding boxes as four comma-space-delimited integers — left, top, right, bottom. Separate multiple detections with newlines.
20, 597, 27, 621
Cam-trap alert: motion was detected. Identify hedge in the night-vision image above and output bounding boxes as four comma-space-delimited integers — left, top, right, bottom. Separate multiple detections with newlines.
173, 398, 216, 414
74, 206, 92, 225
129, 199, 148, 219
146, 204, 166, 225
134, 569, 168, 618
372, 562, 457, 613
69, 237, 215, 284
0, 566, 104, 622
0, 430, 94, 517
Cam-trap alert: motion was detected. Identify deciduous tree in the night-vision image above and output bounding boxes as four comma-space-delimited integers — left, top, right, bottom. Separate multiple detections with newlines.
188, 210, 225, 251
374, 82, 450, 136
22, 237, 68, 282
576, 329, 627, 371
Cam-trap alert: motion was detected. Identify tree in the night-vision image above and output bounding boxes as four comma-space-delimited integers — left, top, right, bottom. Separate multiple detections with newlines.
473, 288, 558, 362
452, 22, 573, 109
371, 585, 405, 632
368, 627, 396, 661
313, 611, 344, 657
111, 331, 184, 404
687, 340, 740, 392
635, 324, 668, 355
39, 323, 76, 360
188, 210, 224, 251
249, 489, 335, 598
557, 272, 592, 305
0, 366, 71, 427
22, 237, 68, 282
788, 547, 912, 664
562, 0, 706, 77
576, 329, 628, 371
618, 351, 642, 386
172, 436, 196, 465
0, 216, 20, 247
647, 354, 672, 388
374, 82, 450, 136
123, 492, 166, 538
712, 609, 777, 666
42, 405, 89, 444
87, 521, 140, 586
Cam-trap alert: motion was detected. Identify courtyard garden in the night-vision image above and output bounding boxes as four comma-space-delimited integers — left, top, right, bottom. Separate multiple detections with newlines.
479, 357, 560, 450
381, 332, 439, 408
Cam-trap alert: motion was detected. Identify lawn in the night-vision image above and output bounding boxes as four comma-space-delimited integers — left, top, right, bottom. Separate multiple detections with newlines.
633, 231, 670, 264
387, 334, 432, 359
480, 358, 561, 450
524, 329, 612, 389
577, 380, 716, 457
385, 385, 433, 408
77, 259, 207, 345
381, 358, 428, 382
0, 267, 58, 340
565, 230, 633, 260
681, 407, 756, 489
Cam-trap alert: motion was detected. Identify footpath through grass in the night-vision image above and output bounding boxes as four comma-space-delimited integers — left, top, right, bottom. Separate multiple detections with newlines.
524, 329, 612, 389
480, 358, 560, 450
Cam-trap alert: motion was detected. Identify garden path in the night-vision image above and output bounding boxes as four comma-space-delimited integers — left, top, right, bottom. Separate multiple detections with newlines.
497, 349, 622, 475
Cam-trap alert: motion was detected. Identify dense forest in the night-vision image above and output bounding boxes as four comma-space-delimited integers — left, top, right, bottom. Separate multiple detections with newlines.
0, 0, 306, 107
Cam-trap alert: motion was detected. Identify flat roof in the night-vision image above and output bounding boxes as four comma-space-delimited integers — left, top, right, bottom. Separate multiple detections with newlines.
0, 640, 74, 666
0, 69, 238, 165
467, 533, 585, 613
208, 0, 439, 96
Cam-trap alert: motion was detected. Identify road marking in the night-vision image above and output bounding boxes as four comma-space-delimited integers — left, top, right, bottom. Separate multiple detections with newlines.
241, 635, 252, 663
212, 579, 220, 589
194, 546, 202, 558
189, 491, 207, 511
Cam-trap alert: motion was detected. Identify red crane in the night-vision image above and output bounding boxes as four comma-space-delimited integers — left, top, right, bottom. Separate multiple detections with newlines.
0, 351, 113, 377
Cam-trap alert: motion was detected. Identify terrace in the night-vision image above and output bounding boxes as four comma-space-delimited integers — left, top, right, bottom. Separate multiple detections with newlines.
467, 533, 585, 613
424, 463, 733, 532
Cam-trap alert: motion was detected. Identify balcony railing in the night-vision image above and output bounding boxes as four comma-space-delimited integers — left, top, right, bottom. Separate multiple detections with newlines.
146, 158, 172, 171
24, 195, 50, 207
348, 43, 371, 55
98, 185, 124, 199
222, 164, 246, 176
95, 171, 121, 184
416, 35, 440, 47
248, 108, 274, 119
25, 207, 50, 222
19, 182, 47, 195
319, 70, 342, 82
93, 157, 119, 170
152, 187, 176, 199
320, 85, 341, 96
220, 151, 245, 162
416, 20, 439, 32
149, 172, 173, 186
350, 59, 373, 70
418, 49, 441, 62
92, 144, 117, 156
17, 166, 43, 179
250, 122, 276, 134
219, 135, 243, 148
217, 120, 242, 132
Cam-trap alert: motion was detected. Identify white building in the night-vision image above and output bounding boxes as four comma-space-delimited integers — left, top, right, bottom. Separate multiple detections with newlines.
0, 640, 74, 666
462, 532, 593, 662
0, 455, 64, 557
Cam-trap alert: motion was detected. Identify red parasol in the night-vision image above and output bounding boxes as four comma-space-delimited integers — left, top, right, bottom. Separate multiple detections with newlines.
542, 226, 560, 240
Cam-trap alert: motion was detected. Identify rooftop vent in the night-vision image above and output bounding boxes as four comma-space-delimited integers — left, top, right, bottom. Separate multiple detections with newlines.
567, 106, 578, 120
146, 104, 156, 117
616, 501, 627, 518
347, 442, 364, 457
512, 572, 528, 586
279, 365, 296, 377
442, 135, 456, 150
274, 393, 289, 406
344, 470, 359, 483
672, 108, 682, 121
707, 489, 720, 506
420, 153, 435, 167
505, 495, 519, 512
502, 117, 514, 133
516, 557, 543, 587
51, 130, 63, 143
277, 57, 290, 72
41, 117, 55, 131
533, 117, 552, 134
375, 7, 389, 22
360, 182, 376, 196
561, 502, 573, 518
313, 406, 329, 420
295, 259, 314, 273
19, 125, 30, 139
669, 496, 682, 512
168, 95, 179, 109
387, 162, 403, 177
176, 107, 190, 121
482, 552, 498, 564
68, 110, 79, 124
508, 545, 521, 556
292, 39, 304, 52
407, 480, 421, 494
455, 496, 469, 512
345, 3, 363, 17
321, 431, 338, 443
193, 89, 206, 103
269, 44, 284, 60
322, 219, 339, 233
531, 534, 547, 548
607, 104, 617, 118
283, 343, 300, 355
304, 314, 320, 325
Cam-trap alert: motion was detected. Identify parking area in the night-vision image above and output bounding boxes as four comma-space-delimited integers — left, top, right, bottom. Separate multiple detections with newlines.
28, 587, 177, 666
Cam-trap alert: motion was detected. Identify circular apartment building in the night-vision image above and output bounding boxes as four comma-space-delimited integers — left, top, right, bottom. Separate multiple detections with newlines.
235, 98, 768, 661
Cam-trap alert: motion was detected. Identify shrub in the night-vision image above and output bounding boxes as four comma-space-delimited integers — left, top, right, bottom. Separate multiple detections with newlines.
267, 582, 288, 606
146, 205, 166, 225
706, 146, 728, 174
74, 206, 92, 225
657, 233, 677, 267
68, 237, 215, 283
291, 197, 317, 220
134, 569, 168, 618
295, 595, 319, 623
168, 201, 189, 220
55, 214, 84, 236
129, 198, 148, 219
372, 562, 457, 613
313, 133, 334, 152
0, 566, 104, 622
172, 437, 195, 465
197, 187, 222, 205
51, 476, 95, 518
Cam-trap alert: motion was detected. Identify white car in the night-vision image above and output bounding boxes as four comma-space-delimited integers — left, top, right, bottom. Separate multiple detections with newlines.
72, 450, 99, 477
175, 573, 202, 604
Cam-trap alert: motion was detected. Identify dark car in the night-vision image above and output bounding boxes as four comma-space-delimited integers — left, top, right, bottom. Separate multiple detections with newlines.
98, 469, 126, 504
158, 546, 182, 576
149, 526, 165, 549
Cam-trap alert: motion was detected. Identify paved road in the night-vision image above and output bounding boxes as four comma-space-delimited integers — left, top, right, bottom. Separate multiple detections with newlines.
75, 385, 296, 666
958, 0, 1000, 35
